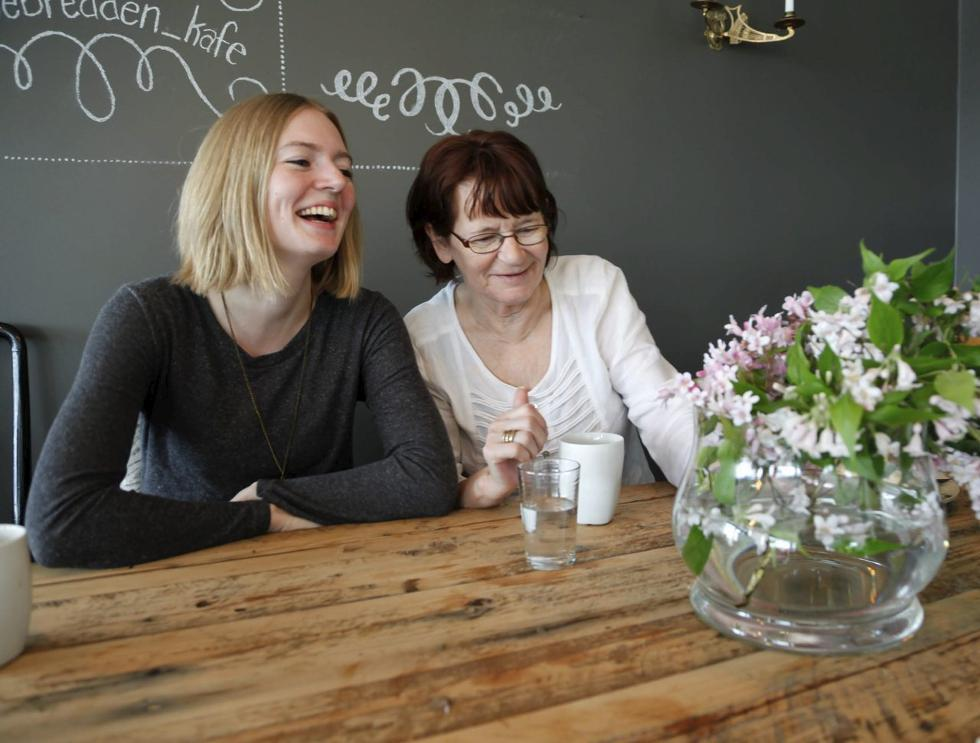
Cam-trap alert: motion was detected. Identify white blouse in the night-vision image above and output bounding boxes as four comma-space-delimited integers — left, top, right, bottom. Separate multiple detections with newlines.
404, 254, 695, 485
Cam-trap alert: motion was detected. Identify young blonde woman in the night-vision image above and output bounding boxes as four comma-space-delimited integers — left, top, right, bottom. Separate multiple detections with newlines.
28, 93, 456, 568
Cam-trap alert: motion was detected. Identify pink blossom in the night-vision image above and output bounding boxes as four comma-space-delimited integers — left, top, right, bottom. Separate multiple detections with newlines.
934, 295, 966, 315
869, 272, 899, 303
782, 291, 814, 321
903, 424, 927, 457
874, 432, 900, 459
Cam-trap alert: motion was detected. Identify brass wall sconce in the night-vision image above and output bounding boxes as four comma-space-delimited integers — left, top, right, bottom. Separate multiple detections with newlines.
690, 2, 805, 50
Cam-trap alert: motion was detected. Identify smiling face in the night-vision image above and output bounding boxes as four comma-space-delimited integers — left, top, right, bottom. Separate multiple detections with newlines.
266, 107, 356, 271
430, 180, 550, 312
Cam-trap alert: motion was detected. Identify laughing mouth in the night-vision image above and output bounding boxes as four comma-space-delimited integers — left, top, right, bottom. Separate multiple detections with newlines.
298, 205, 338, 223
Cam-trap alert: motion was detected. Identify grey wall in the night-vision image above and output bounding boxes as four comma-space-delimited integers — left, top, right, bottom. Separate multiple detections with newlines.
0, 0, 962, 523
958, 0, 980, 280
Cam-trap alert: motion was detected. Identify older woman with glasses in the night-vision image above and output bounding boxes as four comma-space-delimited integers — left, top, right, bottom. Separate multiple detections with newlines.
404, 130, 694, 508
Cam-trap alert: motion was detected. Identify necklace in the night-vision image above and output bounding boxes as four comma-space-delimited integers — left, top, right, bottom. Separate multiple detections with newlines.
220, 289, 315, 480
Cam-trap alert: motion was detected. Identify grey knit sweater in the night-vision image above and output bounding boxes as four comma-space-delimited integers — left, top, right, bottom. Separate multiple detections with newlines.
27, 278, 457, 568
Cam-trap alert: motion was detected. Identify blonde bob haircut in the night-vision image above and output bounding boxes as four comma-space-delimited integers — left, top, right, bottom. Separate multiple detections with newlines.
174, 93, 362, 298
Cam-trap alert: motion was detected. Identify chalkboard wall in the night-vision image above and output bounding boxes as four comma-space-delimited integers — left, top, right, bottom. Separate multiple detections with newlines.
959, 1, 980, 280
0, 0, 964, 522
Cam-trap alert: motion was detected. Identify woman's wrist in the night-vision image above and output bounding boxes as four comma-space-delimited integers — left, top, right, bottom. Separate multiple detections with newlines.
267, 503, 318, 532
461, 467, 512, 508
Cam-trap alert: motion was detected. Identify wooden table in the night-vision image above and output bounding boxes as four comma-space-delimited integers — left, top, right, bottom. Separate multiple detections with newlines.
1, 484, 978, 741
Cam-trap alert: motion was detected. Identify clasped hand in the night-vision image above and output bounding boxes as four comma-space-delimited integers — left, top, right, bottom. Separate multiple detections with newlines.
477, 386, 548, 506
231, 482, 319, 532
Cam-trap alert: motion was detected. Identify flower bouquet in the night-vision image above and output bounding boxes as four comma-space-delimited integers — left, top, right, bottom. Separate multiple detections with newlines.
661, 244, 979, 653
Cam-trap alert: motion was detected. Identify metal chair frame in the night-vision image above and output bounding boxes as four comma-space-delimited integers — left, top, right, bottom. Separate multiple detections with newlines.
0, 323, 31, 526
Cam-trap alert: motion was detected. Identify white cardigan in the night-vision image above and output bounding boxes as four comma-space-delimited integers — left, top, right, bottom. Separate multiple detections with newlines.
404, 254, 695, 485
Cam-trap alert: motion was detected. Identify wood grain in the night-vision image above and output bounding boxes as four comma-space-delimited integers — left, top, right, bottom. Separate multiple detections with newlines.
1, 484, 977, 742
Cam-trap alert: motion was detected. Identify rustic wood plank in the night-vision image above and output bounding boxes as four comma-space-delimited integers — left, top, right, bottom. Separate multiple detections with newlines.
28, 484, 676, 587
659, 632, 980, 742
3, 483, 975, 742
1, 549, 698, 740
26, 493, 676, 648
419, 590, 980, 743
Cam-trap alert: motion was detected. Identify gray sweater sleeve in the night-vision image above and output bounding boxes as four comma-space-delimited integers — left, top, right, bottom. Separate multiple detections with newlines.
26, 287, 270, 568
257, 296, 457, 522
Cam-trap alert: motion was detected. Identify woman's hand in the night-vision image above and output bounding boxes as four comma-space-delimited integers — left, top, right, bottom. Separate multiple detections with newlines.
268, 504, 319, 532
231, 482, 260, 501
231, 482, 318, 532
462, 387, 548, 508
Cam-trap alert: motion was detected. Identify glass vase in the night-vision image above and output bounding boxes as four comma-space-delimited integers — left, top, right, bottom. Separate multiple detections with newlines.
673, 437, 948, 654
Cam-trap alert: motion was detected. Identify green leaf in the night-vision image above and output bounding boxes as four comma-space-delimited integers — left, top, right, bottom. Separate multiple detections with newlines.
830, 394, 864, 455
848, 452, 882, 481
909, 250, 955, 302
953, 344, 980, 369
806, 285, 847, 313
935, 369, 976, 410
796, 379, 831, 398
920, 341, 948, 358
867, 405, 940, 425
895, 298, 921, 315
860, 241, 887, 277
786, 332, 819, 388
955, 437, 980, 455
713, 441, 737, 506
881, 389, 911, 405
719, 419, 746, 453
836, 538, 904, 557
910, 384, 936, 408
696, 445, 718, 469
682, 524, 714, 575
884, 249, 934, 281
817, 344, 841, 385
754, 397, 792, 414
867, 296, 905, 354
906, 356, 957, 375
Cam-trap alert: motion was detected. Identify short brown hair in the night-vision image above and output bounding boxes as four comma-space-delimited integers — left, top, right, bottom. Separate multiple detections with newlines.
174, 93, 362, 298
406, 130, 558, 283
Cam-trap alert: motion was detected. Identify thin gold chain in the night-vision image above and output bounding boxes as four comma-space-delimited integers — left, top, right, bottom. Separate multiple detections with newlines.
220, 289, 315, 480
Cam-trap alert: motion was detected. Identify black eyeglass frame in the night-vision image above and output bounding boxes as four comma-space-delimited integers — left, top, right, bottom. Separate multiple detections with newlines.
449, 223, 550, 254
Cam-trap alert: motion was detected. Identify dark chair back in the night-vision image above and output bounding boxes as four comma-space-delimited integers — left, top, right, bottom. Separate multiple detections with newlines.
0, 323, 31, 526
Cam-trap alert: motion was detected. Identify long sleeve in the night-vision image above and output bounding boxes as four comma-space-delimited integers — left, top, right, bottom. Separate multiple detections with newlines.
413, 345, 466, 482
593, 261, 696, 485
27, 286, 270, 569
258, 297, 457, 522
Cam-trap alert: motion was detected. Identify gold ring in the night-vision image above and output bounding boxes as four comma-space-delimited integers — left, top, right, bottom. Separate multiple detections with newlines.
502, 429, 517, 444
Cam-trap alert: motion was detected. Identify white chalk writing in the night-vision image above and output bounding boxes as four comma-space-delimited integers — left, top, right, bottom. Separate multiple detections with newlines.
276, 0, 285, 91
0, 2, 253, 66
321, 67, 562, 136
220, 0, 263, 10
0, 31, 266, 122
3, 155, 417, 171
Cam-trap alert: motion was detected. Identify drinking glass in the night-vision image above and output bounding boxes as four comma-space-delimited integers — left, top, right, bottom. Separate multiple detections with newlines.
518, 458, 580, 570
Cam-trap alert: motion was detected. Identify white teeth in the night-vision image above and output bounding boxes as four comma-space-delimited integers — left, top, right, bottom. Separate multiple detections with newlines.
298, 205, 338, 222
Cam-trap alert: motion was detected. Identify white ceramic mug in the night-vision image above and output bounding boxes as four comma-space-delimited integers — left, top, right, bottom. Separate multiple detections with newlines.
559, 432, 625, 525
0, 524, 32, 667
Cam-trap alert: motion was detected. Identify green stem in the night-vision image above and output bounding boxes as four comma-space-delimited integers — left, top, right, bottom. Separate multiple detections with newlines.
735, 548, 774, 607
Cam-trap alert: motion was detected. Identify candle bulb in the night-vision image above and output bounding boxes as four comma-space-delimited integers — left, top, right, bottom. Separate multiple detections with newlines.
785, 0, 794, 12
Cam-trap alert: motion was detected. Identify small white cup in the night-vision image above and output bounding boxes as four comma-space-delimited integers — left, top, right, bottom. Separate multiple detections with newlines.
559, 432, 625, 525
0, 524, 32, 668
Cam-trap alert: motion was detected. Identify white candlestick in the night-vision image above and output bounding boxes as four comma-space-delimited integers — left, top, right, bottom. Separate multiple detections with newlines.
785, 0, 794, 12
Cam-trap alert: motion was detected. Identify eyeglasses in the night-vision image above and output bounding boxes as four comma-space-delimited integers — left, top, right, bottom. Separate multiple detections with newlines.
450, 224, 549, 254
